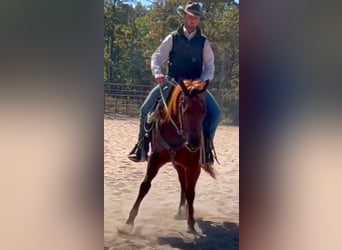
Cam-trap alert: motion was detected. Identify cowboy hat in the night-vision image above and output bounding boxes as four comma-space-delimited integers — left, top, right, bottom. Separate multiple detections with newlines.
177, 2, 204, 17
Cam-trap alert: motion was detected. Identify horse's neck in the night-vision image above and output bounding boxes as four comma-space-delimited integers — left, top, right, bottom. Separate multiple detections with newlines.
158, 116, 184, 145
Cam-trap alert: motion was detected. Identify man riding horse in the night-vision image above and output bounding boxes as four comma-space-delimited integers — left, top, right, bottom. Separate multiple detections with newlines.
128, 1, 221, 166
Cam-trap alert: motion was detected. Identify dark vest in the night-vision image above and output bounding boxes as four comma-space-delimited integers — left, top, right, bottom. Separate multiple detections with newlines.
167, 25, 206, 81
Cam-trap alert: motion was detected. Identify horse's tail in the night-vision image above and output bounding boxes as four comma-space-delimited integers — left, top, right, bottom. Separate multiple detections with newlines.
203, 165, 217, 179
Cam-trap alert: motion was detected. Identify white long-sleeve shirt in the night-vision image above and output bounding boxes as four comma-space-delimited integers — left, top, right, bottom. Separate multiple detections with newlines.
151, 26, 215, 82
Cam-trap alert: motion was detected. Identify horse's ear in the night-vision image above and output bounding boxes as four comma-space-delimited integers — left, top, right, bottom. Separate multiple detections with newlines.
200, 80, 209, 93
179, 79, 189, 96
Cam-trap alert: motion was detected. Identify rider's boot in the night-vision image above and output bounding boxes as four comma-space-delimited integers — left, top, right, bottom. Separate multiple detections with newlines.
128, 118, 149, 162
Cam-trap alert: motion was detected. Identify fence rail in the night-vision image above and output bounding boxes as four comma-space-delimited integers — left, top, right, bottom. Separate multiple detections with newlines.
104, 83, 238, 124
104, 83, 152, 116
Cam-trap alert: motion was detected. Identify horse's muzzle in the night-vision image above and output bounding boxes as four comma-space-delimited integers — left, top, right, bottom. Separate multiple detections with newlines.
185, 142, 200, 152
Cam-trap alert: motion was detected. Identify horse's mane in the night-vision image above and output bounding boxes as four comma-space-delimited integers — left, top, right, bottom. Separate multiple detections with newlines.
165, 80, 205, 120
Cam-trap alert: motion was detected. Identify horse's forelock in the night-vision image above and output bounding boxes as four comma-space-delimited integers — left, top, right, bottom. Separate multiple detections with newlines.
181, 80, 205, 93
166, 80, 206, 120
186, 80, 207, 96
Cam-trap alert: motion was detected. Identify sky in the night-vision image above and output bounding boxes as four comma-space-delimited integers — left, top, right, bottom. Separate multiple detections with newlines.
131, 0, 153, 6
138, 0, 153, 5
128, 0, 239, 7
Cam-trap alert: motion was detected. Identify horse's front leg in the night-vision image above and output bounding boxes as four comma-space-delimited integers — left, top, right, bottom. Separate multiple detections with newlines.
126, 152, 166, 226
185, 165, 201, 232
174, 164, 187, 220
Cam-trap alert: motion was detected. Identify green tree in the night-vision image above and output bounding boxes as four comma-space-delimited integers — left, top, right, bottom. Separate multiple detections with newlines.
104, 0, 239, 123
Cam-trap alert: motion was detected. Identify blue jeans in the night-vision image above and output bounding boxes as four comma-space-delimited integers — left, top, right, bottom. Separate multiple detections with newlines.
140, 84, 221, 141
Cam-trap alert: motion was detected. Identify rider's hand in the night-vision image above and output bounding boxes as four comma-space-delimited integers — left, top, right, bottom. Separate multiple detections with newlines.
155, 74, 165, 85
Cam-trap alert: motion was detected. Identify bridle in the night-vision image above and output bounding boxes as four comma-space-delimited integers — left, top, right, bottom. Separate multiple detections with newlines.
157, 77, 207, 150
159, 77, 185, 137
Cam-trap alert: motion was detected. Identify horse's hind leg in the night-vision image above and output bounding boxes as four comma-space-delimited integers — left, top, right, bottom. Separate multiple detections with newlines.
185, 165, 201, 232
126, 153, 166, 226
174, 165, 187, 220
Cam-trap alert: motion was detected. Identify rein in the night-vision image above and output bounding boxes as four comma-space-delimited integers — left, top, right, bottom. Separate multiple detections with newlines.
156, 77, 184, 164
159, 77, 184, 137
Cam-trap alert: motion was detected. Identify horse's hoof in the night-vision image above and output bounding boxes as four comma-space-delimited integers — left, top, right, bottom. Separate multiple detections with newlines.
186, 227, 204, 239
116, 224, 133, 235
187, 226, 196, 234
174, 212, 187, 220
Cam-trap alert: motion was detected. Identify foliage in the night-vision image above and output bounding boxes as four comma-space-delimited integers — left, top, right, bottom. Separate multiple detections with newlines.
104, 0, 239, 122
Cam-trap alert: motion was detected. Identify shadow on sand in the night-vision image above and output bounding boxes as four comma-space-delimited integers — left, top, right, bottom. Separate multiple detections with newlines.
157, 219, 239, 250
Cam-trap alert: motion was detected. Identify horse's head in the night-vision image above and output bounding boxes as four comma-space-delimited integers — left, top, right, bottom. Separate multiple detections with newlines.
177, 79, 209, 152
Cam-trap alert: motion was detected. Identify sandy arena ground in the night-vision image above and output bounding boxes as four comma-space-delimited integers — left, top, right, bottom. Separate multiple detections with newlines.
104, 116, 239, 249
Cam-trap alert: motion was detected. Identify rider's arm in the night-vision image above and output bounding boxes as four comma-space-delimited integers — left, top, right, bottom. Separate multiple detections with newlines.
151, 34, 173, 78
200, 39, 215, 83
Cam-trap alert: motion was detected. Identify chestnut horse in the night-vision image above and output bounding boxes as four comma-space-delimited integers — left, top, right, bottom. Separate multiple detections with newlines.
125, 79, 216, 232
